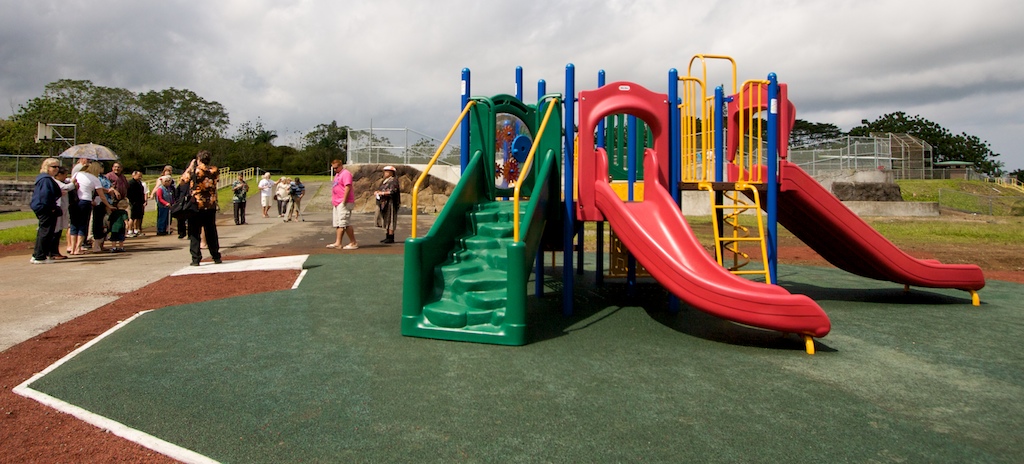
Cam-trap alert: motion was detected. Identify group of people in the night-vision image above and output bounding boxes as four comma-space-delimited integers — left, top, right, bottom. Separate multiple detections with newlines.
257, 173, 306, 222
325, 160, 401, 249
30, 155, 402, 265
30, 158, 136, 262
29, 151, 223, 266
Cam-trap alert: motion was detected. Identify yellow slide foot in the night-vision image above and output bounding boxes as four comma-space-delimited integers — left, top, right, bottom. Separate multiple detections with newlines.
971, 290, 980, 307
804, 335, 815, 355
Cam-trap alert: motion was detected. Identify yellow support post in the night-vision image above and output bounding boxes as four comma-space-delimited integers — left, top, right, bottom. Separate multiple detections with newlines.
513, 97, 559, 242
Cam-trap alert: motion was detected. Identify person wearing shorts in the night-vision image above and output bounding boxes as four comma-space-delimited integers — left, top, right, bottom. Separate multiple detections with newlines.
126, 171, 147, 237
258, 172, 274, 218
326, 159, 358, 250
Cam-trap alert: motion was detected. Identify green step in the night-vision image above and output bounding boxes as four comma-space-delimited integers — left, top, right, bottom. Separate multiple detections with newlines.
422, 300, 471, 328
422, 301, 506, 328
462, 288, 508, 310
451, 270, 506, 295
476, 222, 514, 238
434, 260, 484, 289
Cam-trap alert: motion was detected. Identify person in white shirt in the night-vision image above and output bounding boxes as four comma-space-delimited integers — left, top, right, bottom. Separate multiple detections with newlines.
69, 161, 113, 255
258, 172, 274, 218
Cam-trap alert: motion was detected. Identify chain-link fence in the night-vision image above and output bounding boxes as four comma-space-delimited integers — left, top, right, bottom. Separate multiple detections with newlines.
938, 189, 1024, 216
789, 134, 935, 179
0, 154, 59, 181
347, 127, 460, 166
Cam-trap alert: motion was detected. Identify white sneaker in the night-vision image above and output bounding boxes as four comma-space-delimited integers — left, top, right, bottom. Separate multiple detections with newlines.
29, 257, 53, 264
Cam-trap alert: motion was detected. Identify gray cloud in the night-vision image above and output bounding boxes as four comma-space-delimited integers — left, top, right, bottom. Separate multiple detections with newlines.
2, 0, 1021, 169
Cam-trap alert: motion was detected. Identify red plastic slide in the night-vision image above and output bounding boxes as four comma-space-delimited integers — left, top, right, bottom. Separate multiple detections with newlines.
594, 150, 831, 337
774, 160, 985, 292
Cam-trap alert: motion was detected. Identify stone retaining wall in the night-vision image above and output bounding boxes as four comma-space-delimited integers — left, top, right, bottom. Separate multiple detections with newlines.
0, 181, 32, 211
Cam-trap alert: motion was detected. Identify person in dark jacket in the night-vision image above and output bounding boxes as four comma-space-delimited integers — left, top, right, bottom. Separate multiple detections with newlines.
30, 158, 63, 264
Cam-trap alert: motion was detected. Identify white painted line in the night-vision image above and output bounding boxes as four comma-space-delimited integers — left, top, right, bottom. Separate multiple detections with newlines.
15, 311, 151, 387
171, 254, 309, 276
292, 269, 308, 289
14, 388, 219, 464
13, 310, 219, 464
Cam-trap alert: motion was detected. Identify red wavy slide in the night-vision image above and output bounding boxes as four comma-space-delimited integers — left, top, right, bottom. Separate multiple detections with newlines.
774, 160, 985, 292
593, 150, 831, 337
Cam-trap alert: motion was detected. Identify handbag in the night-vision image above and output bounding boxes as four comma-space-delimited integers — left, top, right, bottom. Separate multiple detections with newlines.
169, 185, 197, 220
170, 164, 198, 220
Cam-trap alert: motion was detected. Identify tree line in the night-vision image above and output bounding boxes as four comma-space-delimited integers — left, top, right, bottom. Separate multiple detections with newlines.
2, 79, 1016, 181
0, 79, 349, 174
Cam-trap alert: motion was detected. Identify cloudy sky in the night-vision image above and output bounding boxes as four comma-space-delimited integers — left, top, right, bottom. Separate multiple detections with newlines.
2, 0, 1022, 170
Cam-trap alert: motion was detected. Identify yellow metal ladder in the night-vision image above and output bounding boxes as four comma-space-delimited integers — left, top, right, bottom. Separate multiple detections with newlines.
702, 182, 771, 283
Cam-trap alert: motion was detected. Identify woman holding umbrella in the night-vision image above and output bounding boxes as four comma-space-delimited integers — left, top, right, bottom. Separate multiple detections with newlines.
68, 161, 113, 255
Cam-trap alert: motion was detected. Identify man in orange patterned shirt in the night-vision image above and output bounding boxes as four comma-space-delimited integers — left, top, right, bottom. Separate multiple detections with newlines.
183, 150, 222, 266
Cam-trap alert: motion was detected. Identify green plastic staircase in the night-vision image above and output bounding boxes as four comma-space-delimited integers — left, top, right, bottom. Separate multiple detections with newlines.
422, 201, 524, 330
402, 93, 561, 346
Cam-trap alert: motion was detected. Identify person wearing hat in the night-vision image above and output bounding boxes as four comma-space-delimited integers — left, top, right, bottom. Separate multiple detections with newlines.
373, 165, 401, 244
285, 177, 305, 222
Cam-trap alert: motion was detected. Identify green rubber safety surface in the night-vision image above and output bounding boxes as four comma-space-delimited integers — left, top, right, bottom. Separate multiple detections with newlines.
26, 255, 1024, 463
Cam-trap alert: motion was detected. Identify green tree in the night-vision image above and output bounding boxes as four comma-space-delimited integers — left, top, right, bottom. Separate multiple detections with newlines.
302, 120, 349, 166
231, 119, 279, 171
137, 88, 229, 144
790, 119, 843, 147
849, 112, 1003, 176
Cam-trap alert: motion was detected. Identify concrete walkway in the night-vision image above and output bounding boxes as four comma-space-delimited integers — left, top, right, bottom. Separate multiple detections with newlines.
0, 182, 329, 351
0, 181, 437, 351
0, 218, 37, 230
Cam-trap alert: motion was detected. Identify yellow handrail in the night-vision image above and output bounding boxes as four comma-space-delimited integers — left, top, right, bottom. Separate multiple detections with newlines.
677, 75, 707, 183
411, 100, 476, 238
687, 54, 737, 97
736, 79, 769, 183
513, 97, 559, 242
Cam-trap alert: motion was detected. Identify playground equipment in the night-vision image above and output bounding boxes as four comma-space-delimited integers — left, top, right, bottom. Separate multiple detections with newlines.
402, 93, 562, 345
403, 59, 985, 354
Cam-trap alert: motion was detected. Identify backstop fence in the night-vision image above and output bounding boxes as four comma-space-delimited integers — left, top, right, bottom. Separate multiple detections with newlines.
347, 127, 460, 166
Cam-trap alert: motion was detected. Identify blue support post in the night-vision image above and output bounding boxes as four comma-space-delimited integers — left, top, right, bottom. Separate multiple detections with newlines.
534, 78, 547, 299
461, 68, 471, 173
515, 66, 523, 100
715, 86, 725, 183
714, 86, 727, 260
766, 73, 780, 285
667, 69, 681, 313
562, 64, 576, 316
595, 70, 606, 287
668, 68, 680, 203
